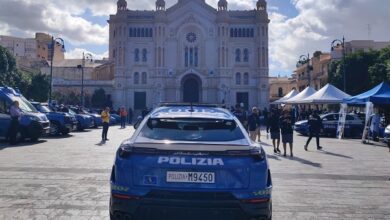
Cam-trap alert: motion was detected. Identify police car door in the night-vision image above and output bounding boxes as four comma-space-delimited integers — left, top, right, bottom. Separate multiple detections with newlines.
0, 99, 11, 138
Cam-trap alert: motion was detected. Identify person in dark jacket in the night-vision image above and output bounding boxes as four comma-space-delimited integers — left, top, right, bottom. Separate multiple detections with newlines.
128, 107, 133, 124
280, 109, 294, 157
267, 110, 281, 154
304, 111, 323, 150
247, 107, 261, 142
9, 101, 22, 145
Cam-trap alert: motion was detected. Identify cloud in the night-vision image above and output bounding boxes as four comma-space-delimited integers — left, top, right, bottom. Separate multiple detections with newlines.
65, 48, 109, 60
0, 0, 108, 46
269, 0, 390, 75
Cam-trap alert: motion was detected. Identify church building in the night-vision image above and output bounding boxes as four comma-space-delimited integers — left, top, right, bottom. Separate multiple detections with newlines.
108, 0, 270, 110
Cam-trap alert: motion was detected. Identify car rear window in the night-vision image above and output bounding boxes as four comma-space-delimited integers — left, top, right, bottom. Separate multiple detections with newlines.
137, 118, 245, 142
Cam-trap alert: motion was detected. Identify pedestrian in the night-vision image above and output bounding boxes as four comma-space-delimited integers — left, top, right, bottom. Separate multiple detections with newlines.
280, 109, 294, 157
9, 101, 22, 145
267, 110, 281, 154
304, 111, 323, 151
101, 107, 110, 143
141, 107, 149, 118
233, 104, 247, 127
128, 107, 133, 124
247, 107, 261, 142
369, 111, 380, 141
119, 107, 127, 128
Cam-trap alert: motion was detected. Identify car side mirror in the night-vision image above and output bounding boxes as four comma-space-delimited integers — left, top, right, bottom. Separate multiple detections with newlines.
134, 120, 141, 129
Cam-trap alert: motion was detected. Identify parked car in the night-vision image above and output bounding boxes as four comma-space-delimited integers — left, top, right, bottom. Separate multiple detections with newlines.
0, 87, 50, 142
384, 124, 390, 147
57, 107, 94, 131
110, 104, 272, 220
294, 113, 364, 137
31, 102, 77, 135
71, 107, 102, 128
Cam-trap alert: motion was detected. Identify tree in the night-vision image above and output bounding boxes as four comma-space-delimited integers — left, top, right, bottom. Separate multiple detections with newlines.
0, 45, 19, 87
91, 88, 107, 108
328, 46, 390, 95
26, 74, 50, 102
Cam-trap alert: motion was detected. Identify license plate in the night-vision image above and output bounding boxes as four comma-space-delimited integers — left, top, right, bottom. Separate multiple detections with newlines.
166, 171, 215, 183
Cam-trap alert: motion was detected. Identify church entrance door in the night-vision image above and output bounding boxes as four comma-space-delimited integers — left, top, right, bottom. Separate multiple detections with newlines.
182, 74, 201, 103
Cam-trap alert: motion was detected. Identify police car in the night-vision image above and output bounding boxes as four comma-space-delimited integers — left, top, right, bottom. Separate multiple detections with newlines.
294, 113, 364, 137
110, 104, 272, 220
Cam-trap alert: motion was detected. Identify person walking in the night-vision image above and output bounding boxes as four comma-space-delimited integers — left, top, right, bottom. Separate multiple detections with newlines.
247, 107, 261, 142
280, 109, 294, 157
304, 111, 323, 151
267, 110, 281, 154
128, 107, 133, 124
101, 107, 110, 143
119, 107, 127, 128
9, 101, 22, 145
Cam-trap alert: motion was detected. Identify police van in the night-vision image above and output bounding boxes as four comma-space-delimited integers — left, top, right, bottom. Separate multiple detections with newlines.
110, 104, 272, 220
0, 87, 50, 142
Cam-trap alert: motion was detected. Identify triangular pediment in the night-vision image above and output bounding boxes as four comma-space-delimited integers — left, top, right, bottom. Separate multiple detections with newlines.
167, 0, 217, 17
166, 0, 217, 27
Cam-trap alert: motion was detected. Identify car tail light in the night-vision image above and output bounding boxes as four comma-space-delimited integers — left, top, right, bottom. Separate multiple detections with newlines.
241, 198, 269, 204
250, 148, 266, 161
118, 145, 133, 158
112, 193, 140, 200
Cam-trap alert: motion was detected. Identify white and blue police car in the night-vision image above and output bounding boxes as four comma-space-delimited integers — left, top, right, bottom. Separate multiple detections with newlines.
110, 104, 272, 220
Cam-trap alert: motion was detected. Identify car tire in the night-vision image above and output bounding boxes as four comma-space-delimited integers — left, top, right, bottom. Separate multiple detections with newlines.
50, 122, 60, 136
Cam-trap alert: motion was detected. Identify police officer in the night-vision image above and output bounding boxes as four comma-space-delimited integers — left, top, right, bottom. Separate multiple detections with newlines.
101, 107, 110, 143
9, 101, 22, 145
304, 111, 323, 151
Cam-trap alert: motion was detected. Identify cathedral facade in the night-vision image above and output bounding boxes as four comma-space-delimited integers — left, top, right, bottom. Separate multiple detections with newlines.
109, 0, 270, 111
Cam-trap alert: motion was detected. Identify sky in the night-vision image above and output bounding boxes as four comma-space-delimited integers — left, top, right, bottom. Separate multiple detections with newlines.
0, 0, 389, 77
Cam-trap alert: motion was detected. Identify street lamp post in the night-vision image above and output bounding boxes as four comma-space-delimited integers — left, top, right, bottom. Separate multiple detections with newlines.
49, 36, 65, 105
77, 52, 93, 108
297, 54, 312, 87
331, 36, 346, 92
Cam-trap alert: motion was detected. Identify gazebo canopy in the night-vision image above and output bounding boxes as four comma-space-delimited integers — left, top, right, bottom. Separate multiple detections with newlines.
343, 82, 390, 105
272, 89, 298, 104
300, 84, 350, 104
284, 86, 316, 104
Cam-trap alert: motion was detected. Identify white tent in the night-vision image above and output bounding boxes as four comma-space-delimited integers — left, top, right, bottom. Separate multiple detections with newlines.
272, 89, 298, 104
284, 86, 317, 104
300, 84, 351, 104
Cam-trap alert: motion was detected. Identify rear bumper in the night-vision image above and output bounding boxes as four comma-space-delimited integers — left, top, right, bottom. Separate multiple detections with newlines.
109, 193, 271, 220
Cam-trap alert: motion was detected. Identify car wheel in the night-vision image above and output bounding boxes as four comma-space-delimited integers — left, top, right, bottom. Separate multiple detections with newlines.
50, 122, 60, 136
16, 129, 24, 143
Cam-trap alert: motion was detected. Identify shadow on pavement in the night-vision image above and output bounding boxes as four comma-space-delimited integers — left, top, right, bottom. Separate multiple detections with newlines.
286, 155, 322, 168
318, 150, 353, 159
267, 154, 282, 161
95, 141, 106, 146
0, 140, 47, 150
43, 134, 74, 139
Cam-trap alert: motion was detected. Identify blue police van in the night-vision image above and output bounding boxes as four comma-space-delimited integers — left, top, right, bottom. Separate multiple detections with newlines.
31, 102, 77, 135
0, 87, 50, 142
110, 104, 272, 220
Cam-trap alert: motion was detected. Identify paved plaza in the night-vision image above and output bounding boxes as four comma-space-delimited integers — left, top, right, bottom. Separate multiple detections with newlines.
0, 126, 389, 220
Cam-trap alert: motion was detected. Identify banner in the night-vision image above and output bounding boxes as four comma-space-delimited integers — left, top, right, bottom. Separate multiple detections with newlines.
337, 103, 347, 139
361, 102, 373, 142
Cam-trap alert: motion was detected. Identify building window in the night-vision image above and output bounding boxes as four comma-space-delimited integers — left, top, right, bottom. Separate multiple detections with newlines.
235, 49, 241, 62
141, 72, 147, 84
142, 49, 147, 62
243, 49, 249, 62
134, 72, 139, 84
184, 46, 198, 67
243, 72, 249, 85
185, 47, 189, 67
235, 72, 241, 85
278, 87, 283, 97
134, 49, 139, 62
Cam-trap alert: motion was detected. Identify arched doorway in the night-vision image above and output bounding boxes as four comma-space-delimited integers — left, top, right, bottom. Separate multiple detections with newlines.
181, 74, 202, 103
